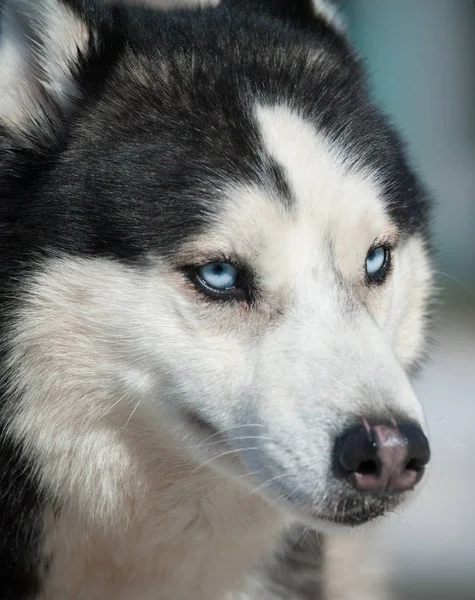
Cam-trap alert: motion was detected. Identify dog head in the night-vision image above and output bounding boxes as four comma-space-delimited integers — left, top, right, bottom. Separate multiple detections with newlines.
0, 0, 433, 528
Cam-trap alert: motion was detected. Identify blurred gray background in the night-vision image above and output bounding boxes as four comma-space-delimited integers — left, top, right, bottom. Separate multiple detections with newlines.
338, 1, 475, 598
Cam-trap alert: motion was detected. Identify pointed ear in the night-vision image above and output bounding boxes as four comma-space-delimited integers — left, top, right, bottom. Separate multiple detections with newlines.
0, 0, 95, 145
221, 0, 343, 32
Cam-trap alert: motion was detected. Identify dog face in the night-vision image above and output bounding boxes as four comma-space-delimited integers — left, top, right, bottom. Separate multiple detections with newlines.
0, 0, 433, 530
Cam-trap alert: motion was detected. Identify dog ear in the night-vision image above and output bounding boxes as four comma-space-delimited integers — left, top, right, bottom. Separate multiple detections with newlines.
220, 0, 343, 31
0, 0, 99, 146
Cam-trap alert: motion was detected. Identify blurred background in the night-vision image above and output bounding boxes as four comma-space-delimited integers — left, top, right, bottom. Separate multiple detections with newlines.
337, 1, 475, 599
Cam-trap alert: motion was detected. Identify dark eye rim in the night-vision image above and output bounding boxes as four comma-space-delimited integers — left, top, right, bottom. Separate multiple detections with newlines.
182, 261, 254, 304
365, 244, 392, 284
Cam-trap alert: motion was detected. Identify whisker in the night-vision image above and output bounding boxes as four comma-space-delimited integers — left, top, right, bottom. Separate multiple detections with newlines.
98, 392, 129, 420
242, 490, 290, 524
280, 529, 288, 572
248, 472, 288, 496
122, 400, 142, 430
184, 424, 266, 446
187, 435, 272, 451
435, 270, 475, 297
289, 524, 310, 550
201, 469, 264, 500
388, 509, 407, 524
303, 532, 321, 557
190, 447, 259, 474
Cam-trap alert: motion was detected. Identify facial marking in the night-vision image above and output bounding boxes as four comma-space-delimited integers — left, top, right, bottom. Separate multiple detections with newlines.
180, 97, 396, 309
181, 103, 431, 372
253, 104, 398, 282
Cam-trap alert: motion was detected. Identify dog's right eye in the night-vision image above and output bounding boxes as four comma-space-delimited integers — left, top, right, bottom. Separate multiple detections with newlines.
198, 263, 238, 291
365, 245, 391, 283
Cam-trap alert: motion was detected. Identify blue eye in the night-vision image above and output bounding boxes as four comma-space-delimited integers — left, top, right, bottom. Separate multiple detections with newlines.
366, 246, 389, 279
198, 262, 238, 292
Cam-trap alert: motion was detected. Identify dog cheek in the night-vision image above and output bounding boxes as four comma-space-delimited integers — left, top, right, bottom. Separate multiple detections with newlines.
388, 235, 434, 370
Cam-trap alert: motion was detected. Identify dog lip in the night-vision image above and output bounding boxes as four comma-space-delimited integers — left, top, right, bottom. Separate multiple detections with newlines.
315, 507, 386, 527
283, 484, 403, 527
182, 411, 231, 449
180, 420, 403, 526
184, 411, 220, 435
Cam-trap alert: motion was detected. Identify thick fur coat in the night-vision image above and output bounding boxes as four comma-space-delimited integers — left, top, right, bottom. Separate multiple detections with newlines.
0, 1, 433, 598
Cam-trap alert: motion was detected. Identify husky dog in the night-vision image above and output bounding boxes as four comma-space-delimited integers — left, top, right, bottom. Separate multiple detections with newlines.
0, 0, 434, 599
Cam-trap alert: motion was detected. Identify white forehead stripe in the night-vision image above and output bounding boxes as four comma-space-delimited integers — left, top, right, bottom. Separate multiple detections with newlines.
254, 104, 385, 220
253, 103, 396, 279
312, 0, 345, 31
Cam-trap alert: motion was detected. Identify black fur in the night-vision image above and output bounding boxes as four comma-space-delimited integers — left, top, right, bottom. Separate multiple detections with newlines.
0, 0, 429, 266
0, 0, 431, 595
0, 433, 46, 599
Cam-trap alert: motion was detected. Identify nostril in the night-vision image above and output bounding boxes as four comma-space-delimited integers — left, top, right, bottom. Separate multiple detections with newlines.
357, 459, 379, 476
399, 422, 431, 472
336, 425, 377, 475
405, 457, 425, 472
336, 425, 379, 477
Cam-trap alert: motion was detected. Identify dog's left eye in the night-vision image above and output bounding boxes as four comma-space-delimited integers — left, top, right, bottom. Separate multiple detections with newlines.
198, 262, 239, 293
365, 245, 390, 282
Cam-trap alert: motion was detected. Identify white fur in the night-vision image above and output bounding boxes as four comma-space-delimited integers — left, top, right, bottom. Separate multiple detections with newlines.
311, 0, 345, 31
0, 0, 90, 138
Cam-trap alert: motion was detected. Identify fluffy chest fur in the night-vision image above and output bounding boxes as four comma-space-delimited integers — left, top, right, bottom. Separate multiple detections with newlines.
39, 466, 286, 600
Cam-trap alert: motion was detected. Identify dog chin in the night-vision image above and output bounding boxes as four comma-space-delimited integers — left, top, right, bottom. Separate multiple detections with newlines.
300, 492, 403, 533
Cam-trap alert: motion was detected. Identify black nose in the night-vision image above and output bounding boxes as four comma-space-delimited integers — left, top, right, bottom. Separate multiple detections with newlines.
335, 421, 430, 493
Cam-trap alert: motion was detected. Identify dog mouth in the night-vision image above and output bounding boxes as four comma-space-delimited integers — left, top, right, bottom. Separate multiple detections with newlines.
182, 412, 403, 527
261, 475, 403, 528
182, 412, 234, 454
311, 492, 400, 527
184, 412, 220, 436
